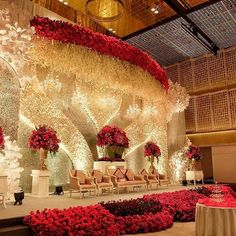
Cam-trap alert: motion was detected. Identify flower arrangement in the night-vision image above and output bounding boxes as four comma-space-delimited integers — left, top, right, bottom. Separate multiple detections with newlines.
144, 141, 161, 158
28, 125, 60, 154
0, 127, 5, 150
187, 144, 202, 160
97, 125, 129, 148
30, 16, 169, 91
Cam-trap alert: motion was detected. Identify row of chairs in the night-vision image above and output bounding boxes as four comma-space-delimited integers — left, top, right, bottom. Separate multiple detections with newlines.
69, 168, 169, 198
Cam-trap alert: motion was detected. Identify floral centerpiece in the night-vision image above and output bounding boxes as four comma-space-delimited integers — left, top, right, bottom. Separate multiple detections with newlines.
0, 127, 5, 151
187, 144, 201, 161
187, 144, 202, 170
28, 125, 60, 170
97, 125, 129, 161
144, 141, 161, 170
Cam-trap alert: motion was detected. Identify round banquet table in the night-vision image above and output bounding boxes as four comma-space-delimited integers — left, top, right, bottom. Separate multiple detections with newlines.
195, 203, 236, 236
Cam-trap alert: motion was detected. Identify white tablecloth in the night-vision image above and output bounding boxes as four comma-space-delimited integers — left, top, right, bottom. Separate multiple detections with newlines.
195, 203, 236, 236
186, 171, 204, 185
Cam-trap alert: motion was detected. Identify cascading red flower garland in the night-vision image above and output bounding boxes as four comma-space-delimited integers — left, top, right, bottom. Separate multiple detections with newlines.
0, 127, 5, 150
28, 125, 60, 154
30, 16, 169, 90
187, 144, 202, 160
144, 141, 161, 158
97, 125, 129, 148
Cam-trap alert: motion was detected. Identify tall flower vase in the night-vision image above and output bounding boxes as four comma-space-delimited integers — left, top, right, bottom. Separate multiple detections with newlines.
191, 159, 201, 171
106, 145, 125, 161
149, 156, 155, 173
39, 148, 48, 170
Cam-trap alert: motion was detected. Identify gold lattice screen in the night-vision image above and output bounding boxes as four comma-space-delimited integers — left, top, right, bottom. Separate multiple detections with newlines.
166, 46, 236, 133
166, 46, 236, 93
184, 89, 236, 133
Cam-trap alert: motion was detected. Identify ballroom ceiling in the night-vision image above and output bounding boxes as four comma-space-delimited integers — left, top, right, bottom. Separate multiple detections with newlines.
34, 0, 236, 66
62, 0, 210, 37
126, 0, 236, 65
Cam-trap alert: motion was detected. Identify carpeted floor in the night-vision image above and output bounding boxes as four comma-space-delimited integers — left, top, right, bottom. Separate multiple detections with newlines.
0, 185, 198, 235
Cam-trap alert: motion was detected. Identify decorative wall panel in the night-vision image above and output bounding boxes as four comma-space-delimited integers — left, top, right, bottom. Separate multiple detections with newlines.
207, 52, 226, 89
229, 89, 236, 127
193, 57, 209, 91
186, 89, 236, 133
179, 60, 194, 93
166, 64, 179, 84
165, 46, 236, 94
211, 91, 230, 129
225, 47, 236, 85
195, 95, 212, 131
185, 97, 196, 132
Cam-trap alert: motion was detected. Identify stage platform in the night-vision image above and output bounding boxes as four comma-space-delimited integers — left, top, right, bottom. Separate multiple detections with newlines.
0, 185, 202, 236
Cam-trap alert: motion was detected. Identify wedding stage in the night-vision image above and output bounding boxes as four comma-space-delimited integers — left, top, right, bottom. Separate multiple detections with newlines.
1, 0, 236, 235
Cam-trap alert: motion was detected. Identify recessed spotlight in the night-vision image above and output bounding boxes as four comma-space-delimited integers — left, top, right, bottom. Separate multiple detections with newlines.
59, 0, 63, 2
154, 10, 159, 14
64, 2, 68, 5
112, 30, 116, 33
151, 8, 156, 12
109, 28, 113, 31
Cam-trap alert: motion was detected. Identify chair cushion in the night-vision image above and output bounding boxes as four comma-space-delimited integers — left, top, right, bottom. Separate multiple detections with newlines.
125, 169, 135, 181
76, 171, 86, 184
159, 174, 165, 179
117, 178, 127, 182
141, 169, 148, 175
118, 180, 146, 186
80, 184, 96, 189
97, 182, 113, 187
92, 170, 103, 183
114, 168, 126, 179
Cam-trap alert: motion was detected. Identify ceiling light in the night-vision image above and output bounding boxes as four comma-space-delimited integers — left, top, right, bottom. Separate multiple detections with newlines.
59, 0, 63, 2
64, 2, 68, 5
109, 28, 113, 31
86, 0, 124, 22
154, 10, 159, 14
151, 8, 156, 12
112, 30, 116, 33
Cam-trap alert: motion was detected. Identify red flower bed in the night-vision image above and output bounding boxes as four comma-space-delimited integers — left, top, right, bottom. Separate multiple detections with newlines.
144, 141, 161, 158
30, 16, 169, 90
24, 205, 119, 236
144, 190, 204, 222
97, 125, 129, 148
25, 188, 235, 235
116, 210, 173, 235
0, 127, 5, 150
101, 198, 172, 234
28, 125, 60, 154
100, 198, 162, 216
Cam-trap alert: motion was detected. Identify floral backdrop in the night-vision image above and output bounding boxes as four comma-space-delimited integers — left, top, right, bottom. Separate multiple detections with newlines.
0, 0, 189, 192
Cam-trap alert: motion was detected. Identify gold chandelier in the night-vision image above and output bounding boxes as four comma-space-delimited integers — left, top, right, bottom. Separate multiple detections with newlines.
85, 0, 124, 22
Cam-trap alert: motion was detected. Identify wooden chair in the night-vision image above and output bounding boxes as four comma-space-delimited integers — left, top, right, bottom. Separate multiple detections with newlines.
149, 168, 169, 188
91, 170, 113, 196
0, 193, 6, 208
140, 169, 159, 190
69, 170, 96, 198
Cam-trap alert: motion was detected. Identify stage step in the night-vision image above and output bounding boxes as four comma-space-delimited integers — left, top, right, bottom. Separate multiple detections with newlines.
0, 225, 30, 236
0, 217, 30, 236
